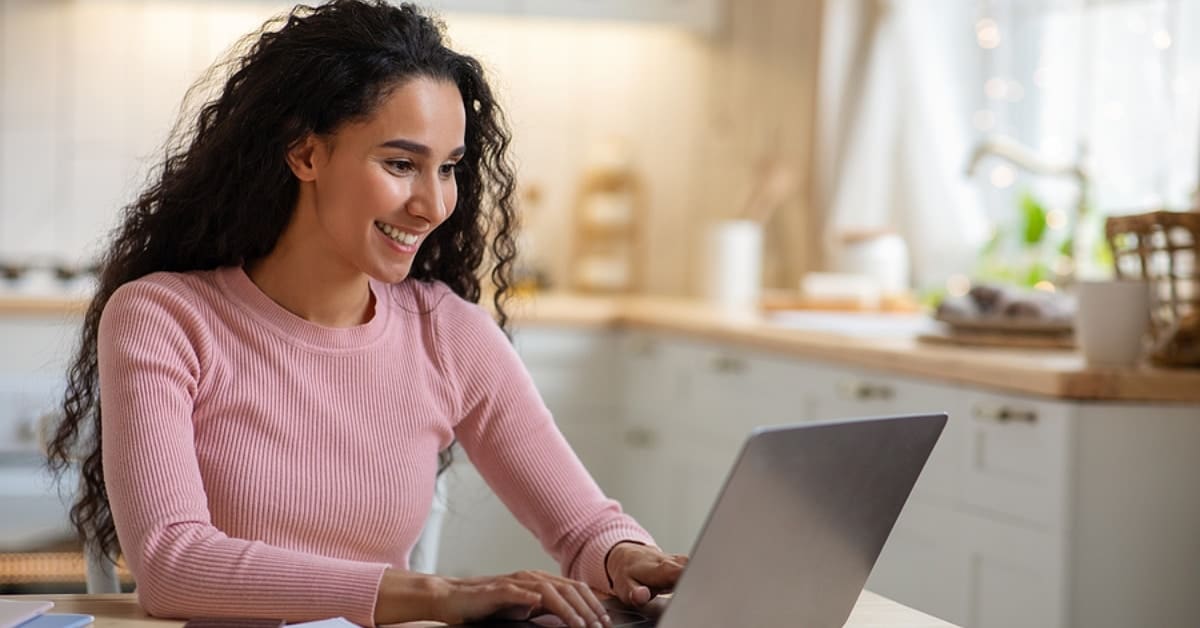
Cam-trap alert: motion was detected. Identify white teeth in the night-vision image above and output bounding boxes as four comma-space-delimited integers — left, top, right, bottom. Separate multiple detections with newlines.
375, 221, 419, 246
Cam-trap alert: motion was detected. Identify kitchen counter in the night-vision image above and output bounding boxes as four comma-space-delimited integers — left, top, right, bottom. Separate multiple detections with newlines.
0, 591, 958, 627
509, 293, 1200, 403
0, 295, 88, 316
5, 292, 1199, 403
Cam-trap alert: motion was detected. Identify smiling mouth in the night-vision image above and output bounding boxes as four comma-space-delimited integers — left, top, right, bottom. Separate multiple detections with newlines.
374, 220, 420, 246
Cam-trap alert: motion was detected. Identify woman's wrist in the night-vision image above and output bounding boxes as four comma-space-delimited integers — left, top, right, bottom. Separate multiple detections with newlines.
374, 568, 451, 624
603, 540, 646, 590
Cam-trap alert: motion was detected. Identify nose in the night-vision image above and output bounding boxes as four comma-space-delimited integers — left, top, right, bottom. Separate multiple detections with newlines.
406, 169, 451, 225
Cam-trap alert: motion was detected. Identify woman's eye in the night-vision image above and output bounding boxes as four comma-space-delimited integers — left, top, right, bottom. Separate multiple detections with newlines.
386, 160, 414, 173
439, 163, 458, 177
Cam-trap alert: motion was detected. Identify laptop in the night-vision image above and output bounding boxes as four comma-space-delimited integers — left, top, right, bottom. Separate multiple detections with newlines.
451, 413, 947, 628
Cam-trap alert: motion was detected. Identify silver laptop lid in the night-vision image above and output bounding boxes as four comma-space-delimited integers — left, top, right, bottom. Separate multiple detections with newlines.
657, 413, 947, 628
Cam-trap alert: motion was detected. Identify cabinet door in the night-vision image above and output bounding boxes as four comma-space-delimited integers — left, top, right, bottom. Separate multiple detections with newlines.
869, 502, 1068, 628
960, 393, 1074, 531
666, 431, 741, 554
670, 339, 819, 437
867, 500, 970, 626
961, 514, 1067, 628
513, 326, 620, 493
612, 332, 684, 547
807, 366, 965, 505
612, 419, 676, 550
612, 416, 740, 555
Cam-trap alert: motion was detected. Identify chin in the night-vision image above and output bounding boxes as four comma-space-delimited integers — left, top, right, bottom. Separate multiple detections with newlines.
379, 261, 418, 284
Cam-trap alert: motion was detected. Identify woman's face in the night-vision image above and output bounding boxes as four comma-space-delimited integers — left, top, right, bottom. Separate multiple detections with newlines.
296, 76, 466, 284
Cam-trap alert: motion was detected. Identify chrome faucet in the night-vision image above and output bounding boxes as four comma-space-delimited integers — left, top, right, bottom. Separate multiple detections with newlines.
965, 135, 1088, 197
965, 134, 1092, 279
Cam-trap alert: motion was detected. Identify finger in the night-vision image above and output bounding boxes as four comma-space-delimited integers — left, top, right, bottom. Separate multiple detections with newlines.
629, 583, 652, 606
559, 582, 605, 628
614, 574, 652, 607
571, 580, 610, 626
538, 581, 586, 628
487, 583, 542, 621
634, 556, 687, 589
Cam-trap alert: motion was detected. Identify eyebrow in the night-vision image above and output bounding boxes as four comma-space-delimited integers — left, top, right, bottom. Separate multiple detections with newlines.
380, 138, 466, 158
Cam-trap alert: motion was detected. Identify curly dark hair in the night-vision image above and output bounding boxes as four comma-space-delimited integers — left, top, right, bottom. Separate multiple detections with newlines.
45, 0, 518, 563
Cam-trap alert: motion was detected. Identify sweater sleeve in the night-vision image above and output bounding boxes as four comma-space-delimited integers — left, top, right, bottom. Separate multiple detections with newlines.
99, 279, 388, 626
436, 294, 656, 591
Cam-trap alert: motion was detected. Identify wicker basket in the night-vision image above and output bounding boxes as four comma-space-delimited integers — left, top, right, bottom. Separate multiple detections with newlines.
1105, 210, 1200, 367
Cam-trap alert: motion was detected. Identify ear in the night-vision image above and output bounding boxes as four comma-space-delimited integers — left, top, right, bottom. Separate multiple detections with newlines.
286, 134, 322, 182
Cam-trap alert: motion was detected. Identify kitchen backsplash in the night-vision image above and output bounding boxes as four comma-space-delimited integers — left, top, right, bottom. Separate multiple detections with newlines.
0, 0, 712, 293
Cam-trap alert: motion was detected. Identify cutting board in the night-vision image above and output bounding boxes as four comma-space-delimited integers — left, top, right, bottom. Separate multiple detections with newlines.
918, 329, 1076, 350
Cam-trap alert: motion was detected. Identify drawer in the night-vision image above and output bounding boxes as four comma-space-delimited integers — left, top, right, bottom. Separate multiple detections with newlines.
511, 327, 618, 409
663, 338, 818, 439
960, 392, 1074, 530
809, 368, 963, 505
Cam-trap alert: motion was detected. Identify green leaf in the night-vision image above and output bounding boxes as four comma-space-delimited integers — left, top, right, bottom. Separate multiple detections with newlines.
1024, 262, 1049, 287
1020, 191, 1048, 247
980, 226, 1004, 258
1058, 236, 1074, 257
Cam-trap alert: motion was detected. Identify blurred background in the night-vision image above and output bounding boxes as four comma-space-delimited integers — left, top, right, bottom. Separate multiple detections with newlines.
0, 0, 1198, 609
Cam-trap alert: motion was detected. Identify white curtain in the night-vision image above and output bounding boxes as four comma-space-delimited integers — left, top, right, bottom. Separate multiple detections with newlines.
814, 0, 991, 292
815, 0, 1200, 290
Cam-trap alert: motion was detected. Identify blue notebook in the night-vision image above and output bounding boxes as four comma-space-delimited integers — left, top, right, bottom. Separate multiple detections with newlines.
0, 600, 53, 628
16, 614, 93, 628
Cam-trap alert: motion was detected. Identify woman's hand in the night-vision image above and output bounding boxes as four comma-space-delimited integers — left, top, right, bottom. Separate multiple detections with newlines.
430, 569, 613, 628
604, 542, 689, 607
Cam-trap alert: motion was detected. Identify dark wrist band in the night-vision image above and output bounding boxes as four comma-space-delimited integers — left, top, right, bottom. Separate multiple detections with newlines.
603, 540, 647, 590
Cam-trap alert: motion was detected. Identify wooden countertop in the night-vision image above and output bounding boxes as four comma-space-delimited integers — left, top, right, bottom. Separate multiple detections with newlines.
4, 292, 1199, 403
0, 591, 958, 627
510, 293, 1200, 403
0, 295, 88, 316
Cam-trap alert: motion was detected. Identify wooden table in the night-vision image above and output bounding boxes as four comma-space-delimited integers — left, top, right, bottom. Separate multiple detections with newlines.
1, 591, 957, 627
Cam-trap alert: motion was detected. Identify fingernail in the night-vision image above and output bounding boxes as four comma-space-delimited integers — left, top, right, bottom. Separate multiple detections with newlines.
574, 617, 586, 628
592, 622, 603, 628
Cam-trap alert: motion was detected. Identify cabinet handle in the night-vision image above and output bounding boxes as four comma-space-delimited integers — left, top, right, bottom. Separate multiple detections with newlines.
623, 427, 658, 449
838, 380, 895, 401
972, 404, 1038, 424
629, 338, 658, 357
709, 354, 748, 374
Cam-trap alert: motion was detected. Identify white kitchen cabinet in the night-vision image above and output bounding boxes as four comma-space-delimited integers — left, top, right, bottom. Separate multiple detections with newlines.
436, 326, 621, 578
960, 512, 1068, 628
866, 499, 971, 626
612, 333, 824, 552
437, 322, 1200, 628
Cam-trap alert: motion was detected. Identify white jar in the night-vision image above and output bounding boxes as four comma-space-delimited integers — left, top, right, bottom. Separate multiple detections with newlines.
835, 230, 911, 296
704, 219, 764, 313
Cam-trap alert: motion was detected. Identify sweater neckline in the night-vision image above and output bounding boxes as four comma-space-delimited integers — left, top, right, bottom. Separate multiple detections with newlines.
216, 265, 390, 352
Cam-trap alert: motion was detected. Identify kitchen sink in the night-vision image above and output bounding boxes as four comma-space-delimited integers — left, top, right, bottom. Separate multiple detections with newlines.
767, 310, 936, 337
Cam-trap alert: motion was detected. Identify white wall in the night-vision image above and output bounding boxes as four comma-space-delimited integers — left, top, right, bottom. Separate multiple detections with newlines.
0, 1, 712, 293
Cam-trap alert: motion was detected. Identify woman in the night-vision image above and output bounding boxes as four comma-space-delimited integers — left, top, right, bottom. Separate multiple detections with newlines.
45, 2, 685, 626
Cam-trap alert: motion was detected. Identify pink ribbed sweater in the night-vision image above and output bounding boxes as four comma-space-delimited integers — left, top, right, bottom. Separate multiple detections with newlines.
98, 266, 653, 626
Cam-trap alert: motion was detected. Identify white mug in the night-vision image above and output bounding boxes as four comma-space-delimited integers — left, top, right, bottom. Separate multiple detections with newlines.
1074, 279, 1151, 367
703, 220, 763, 314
